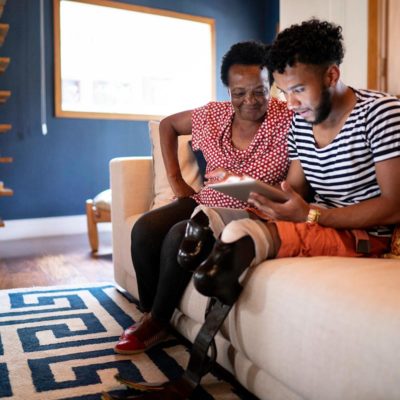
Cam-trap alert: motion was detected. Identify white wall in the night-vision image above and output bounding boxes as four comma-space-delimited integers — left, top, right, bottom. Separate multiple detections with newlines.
0, 215, 111, 241
279, 0, 368, 88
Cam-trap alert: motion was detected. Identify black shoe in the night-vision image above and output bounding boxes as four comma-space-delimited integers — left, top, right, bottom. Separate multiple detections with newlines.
193, 240, 242, 306
177, 219, 213, 271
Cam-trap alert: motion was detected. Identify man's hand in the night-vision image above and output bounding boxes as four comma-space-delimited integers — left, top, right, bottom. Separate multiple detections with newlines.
248, 181, 309, 222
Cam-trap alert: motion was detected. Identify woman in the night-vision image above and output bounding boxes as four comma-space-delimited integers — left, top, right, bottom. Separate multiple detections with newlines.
114, 41, 293, 354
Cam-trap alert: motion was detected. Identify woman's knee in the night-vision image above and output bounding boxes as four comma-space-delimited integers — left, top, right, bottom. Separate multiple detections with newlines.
131, 199, 196, 246
131, 211, 166, 250
164, 220, 188, 249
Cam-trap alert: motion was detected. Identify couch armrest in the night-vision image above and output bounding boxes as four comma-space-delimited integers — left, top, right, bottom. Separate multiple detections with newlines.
109, 157, 154, 222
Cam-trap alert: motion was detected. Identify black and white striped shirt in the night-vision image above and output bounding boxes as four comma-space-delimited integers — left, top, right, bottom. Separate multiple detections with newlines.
288, 88, 400, 236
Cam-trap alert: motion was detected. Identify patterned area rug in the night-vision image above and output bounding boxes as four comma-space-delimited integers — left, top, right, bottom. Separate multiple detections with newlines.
0, 284, 256, 399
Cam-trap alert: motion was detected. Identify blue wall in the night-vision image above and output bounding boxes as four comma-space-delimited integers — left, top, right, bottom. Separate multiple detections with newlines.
0, 0, 278, 220
264, 0, 279, 41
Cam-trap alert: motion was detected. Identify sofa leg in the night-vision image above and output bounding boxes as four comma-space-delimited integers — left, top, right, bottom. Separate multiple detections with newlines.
86, 199, 99, 253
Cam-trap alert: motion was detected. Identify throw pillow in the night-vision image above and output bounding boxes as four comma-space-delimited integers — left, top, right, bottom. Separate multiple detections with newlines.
189, 141, 207, 182
148, 120, 203, 209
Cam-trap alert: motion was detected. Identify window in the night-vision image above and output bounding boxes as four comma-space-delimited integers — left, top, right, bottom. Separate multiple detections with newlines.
53, 0, 216, 120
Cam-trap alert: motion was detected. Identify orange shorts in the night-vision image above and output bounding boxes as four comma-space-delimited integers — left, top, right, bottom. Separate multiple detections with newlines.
275, 221, 390, 258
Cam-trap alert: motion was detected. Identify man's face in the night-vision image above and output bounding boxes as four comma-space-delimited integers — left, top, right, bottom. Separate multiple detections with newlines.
273, 63, 332, 125
228, 65, 270, 121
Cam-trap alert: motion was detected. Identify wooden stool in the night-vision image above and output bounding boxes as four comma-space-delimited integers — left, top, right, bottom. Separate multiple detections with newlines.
86, 189, 111, 253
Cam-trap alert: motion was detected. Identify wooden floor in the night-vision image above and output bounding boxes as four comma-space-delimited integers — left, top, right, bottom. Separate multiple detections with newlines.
0, 232, 115, 290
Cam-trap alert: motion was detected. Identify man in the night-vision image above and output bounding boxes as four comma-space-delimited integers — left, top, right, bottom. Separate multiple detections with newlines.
193, 18, 400, 297
104, 19, 400, 400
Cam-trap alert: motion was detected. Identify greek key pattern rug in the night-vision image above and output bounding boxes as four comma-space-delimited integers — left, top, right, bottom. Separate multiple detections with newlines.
0, 284, 253, 399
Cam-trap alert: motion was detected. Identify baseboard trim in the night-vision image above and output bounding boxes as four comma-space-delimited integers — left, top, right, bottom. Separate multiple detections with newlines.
0, 215, 112, 241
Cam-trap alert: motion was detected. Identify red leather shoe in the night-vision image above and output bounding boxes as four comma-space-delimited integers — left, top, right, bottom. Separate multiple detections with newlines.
114, 315, 168, 355
119, 312, 149, 340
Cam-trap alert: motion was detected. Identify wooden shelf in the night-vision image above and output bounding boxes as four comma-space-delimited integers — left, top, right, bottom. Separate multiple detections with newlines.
0, 57, 10, 73
0, 90, 10, 103
0, 123, 11, 133
0, 2, 5, 19
0, 0, 7, 21
0, 187, 13, 196
0, 23, 9, 46
0, 1, 5, 19
0, 0, 10, 230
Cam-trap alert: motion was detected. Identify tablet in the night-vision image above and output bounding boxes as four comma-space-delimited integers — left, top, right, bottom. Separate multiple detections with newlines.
208, 178, 289, 203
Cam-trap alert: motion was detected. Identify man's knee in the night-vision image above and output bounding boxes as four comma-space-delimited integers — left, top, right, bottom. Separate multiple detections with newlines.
220, 218, 276, 263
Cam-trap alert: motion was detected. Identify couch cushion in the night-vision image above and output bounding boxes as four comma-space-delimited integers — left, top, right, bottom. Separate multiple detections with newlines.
93, 189, 112, 211
148, 120, 203, 209
225, 256, 400, 400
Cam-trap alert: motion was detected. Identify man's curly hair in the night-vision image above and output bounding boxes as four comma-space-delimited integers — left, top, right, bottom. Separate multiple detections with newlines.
266, 19, 345, 74
220, 41, 270, 87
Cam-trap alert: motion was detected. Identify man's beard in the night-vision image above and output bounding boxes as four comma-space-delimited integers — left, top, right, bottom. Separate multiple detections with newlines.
312, 87, 332, 125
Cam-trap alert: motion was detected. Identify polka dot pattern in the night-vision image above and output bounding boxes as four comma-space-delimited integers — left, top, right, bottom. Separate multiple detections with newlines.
191, 98, 293, 209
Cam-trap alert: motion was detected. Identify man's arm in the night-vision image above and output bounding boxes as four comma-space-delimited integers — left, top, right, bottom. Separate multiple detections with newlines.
318, 156, 400, 228
285, 159, 311, 200
249, 157, 400, 228
159, 110, 195, 198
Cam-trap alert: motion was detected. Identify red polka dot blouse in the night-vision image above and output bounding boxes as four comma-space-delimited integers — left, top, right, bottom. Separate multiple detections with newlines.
191, 98, 293, 209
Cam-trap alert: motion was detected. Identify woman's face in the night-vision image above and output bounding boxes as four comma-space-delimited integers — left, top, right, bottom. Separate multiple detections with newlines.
228, 64, 270, 122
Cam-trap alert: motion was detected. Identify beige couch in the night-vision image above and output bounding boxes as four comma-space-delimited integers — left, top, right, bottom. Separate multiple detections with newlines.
110, 122, 400, 400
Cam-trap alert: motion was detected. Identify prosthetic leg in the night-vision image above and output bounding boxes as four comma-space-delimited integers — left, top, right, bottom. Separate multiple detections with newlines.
103, 298, 232, 400
103, 219, 273, 400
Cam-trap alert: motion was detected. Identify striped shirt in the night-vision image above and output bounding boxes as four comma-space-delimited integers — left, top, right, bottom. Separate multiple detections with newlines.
288, 88, 400, 236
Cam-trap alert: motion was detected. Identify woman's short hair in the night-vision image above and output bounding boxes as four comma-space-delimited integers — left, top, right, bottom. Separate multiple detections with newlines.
267, 18, 345, 74
220, 41, 270, 87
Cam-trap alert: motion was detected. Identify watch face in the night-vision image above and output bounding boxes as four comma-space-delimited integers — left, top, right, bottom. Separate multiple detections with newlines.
306, 208, 321, 224
391, 226, 400, 256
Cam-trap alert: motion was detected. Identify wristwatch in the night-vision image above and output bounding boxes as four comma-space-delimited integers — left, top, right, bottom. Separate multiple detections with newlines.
306, 208, 321, 224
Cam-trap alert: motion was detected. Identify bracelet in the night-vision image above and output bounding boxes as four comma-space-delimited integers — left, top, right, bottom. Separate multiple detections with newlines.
306, 208, 321, 224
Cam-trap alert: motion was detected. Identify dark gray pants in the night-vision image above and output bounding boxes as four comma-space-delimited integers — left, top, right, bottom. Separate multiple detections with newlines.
130, 197, 198, 323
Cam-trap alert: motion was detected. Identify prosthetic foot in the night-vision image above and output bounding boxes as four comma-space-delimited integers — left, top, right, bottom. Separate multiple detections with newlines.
101, 375, 194, 399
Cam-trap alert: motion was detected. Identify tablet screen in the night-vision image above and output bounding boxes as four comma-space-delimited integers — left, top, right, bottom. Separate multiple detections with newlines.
208, 178, 288, 203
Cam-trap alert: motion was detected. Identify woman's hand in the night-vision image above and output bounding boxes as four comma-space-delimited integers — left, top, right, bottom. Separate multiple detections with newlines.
205, 168, 243, 185
248, 181, 309, 222
170, 177, 196, 198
